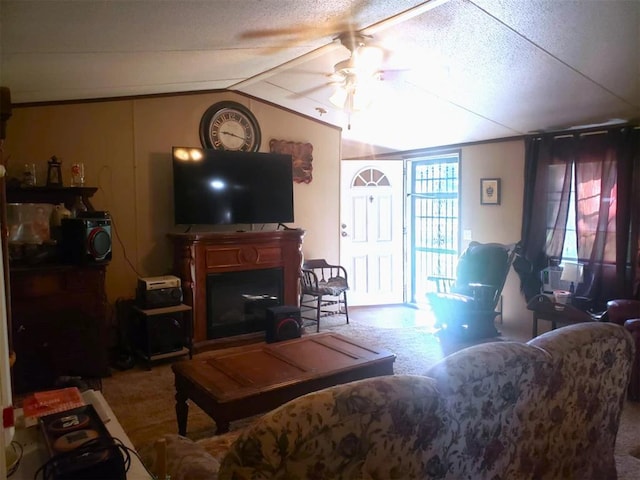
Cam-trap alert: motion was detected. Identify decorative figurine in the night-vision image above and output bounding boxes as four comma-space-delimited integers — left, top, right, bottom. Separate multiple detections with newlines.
22, 163, 36, 187
46, 155, 63, 187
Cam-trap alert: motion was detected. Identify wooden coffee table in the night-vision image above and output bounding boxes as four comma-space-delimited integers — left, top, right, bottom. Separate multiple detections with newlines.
172, 332, 396, 435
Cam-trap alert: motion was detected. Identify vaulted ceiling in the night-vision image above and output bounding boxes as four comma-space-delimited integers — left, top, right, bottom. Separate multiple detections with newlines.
1, 0, 638, 154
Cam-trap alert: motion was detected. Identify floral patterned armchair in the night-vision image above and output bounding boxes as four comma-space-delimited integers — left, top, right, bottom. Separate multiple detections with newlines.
146, 322, 634, 480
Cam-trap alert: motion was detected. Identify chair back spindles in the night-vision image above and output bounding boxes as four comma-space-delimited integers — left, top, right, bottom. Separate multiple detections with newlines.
299, 259, 349, 332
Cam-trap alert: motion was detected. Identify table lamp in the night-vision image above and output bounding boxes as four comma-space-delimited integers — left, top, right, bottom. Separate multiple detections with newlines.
561, 262, 583, 295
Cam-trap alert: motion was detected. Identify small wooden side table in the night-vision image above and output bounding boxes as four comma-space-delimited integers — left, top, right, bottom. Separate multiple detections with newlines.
527, 294, 595, 337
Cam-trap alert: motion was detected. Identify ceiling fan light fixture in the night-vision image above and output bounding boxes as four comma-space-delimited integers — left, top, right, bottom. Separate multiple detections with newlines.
353, 45, 384, 75
330, 83, 377, 113
329, 33, 384, 118
330, 68, 380, 113
351, 81, 378, 111
334, 46, 383, 77
329, 87, 348, 108
351, 90, 371, 112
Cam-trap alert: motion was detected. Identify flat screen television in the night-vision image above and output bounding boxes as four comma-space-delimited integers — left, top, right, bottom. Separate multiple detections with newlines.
172, 146, 294, 225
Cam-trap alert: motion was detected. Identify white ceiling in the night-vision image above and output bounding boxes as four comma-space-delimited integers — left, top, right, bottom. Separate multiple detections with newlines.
1, 0, 638, 154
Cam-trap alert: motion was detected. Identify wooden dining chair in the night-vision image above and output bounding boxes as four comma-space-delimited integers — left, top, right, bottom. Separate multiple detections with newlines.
299, 259, 349, 332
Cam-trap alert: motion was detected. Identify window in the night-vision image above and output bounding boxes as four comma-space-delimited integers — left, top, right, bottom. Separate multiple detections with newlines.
520, 127, 639, 306
555, 163, 578, 262
546, 147, 618, 265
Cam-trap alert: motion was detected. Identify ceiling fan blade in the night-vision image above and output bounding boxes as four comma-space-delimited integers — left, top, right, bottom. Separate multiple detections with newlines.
238, 2, 455, 105
236, 0, 375, 57
378, 68, 411, 81
288, 83, 334, 99
240, 20, 354, 41
231, 41, 343, 89
239, 27, 315, 40
237, 3, 368, 52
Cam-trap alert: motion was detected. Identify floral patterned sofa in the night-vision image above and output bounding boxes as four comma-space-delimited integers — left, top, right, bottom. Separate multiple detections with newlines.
145, 322, 634, 479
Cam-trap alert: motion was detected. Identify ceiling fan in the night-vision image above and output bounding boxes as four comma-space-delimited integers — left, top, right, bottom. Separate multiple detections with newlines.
328, 32, 386, 114
232, 0, 452, 126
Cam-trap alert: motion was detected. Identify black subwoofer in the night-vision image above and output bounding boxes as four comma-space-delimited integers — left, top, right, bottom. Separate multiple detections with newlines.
141, 314, 187, 356
61, 216, 112, 264
265, 306, 301, 343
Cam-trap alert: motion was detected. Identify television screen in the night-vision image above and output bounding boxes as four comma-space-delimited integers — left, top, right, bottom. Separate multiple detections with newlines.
172, 147, 294, 225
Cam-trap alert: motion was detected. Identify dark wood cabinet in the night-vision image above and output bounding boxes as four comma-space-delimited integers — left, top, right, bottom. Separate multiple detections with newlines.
5, 186, 109, 394
10, 264, 109, 393
10, 265, 109, 393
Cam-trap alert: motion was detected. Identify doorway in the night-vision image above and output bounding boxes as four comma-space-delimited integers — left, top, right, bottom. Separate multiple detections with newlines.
407, 152, 460, 306
339, 161, 404, 306
339, 154, 460, 308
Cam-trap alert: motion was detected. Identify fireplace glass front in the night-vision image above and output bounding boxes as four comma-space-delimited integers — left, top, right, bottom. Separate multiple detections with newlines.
206, 268, 283, 339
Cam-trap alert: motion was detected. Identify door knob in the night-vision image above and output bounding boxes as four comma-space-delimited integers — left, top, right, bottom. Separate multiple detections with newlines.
341, 231, 348, 237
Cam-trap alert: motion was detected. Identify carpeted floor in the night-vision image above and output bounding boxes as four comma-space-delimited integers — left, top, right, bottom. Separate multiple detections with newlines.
102, 307, 640, 477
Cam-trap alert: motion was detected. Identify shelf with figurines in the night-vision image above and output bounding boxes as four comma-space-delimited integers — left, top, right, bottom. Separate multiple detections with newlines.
5, 180, 98, 266
6, 185, 97, 211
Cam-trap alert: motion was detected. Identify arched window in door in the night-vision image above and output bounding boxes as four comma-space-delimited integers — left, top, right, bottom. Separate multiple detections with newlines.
352, 168, 390, 187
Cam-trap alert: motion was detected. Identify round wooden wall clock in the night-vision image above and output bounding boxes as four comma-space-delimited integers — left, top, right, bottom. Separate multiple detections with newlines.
199, 101, 261, 152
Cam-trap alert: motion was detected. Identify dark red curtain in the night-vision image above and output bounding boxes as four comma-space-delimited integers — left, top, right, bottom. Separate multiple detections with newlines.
516, 126, 640, 310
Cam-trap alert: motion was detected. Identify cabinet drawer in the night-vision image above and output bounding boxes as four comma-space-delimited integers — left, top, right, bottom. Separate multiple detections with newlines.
11, 267, 104, 299
65, 268, 104, 291
13, 292, 104, 319
11, 273, 62, 298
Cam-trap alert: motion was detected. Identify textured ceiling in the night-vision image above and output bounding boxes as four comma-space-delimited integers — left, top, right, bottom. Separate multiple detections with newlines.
1, 0, 638, 153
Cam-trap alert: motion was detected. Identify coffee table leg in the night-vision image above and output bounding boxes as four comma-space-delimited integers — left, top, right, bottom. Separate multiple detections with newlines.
175, 388, 189, 436
215, 418, 230, 435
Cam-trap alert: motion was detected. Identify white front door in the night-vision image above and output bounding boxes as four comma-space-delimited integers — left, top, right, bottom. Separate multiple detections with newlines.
340, 160, 404, 306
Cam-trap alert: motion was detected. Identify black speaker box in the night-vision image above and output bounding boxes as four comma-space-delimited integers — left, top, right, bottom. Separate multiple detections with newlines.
61, 217, 112, 264
140, 313, 187, 356
136, 286, 183, 309
265, 306, 301, 343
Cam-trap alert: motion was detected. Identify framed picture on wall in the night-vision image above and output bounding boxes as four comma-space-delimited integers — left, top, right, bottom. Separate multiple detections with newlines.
480, 178, 501, 205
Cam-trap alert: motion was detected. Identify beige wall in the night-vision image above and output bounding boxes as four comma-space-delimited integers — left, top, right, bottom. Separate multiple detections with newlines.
459, 140, 528, 324
4, 92, 531, 327
4, 92, 342, 304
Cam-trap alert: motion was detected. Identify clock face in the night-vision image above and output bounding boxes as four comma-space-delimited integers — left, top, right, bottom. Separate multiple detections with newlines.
199, 101, 261, 152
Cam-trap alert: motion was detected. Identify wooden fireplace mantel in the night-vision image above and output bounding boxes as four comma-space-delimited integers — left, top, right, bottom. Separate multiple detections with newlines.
168, 229, 305, 349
